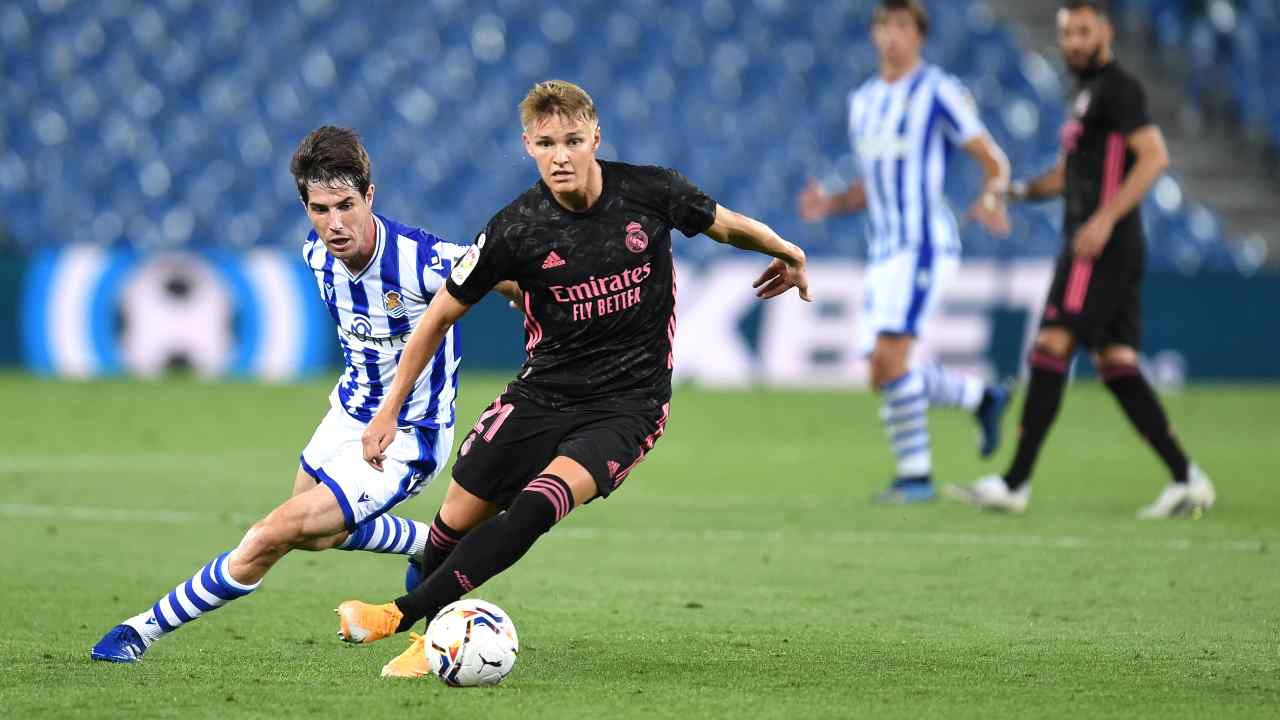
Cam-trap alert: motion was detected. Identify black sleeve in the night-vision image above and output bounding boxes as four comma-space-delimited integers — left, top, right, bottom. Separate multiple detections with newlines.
444, 220, 514, 306
1108, 72, 1153, 136
660, 167, 718, 237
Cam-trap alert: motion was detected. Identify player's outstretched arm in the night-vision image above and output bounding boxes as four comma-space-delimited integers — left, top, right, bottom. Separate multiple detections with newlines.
1010, 156, 1067, 203
704, 205, 811, 302
362, 288, 472, 470
962, 135, 1012, 237
797, 179, 868, 222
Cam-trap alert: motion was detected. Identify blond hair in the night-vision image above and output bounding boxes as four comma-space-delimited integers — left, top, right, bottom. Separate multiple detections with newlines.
519, 80, 598, 130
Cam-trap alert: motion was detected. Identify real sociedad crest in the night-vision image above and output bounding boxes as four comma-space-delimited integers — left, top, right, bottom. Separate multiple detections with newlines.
383, 290, 407, 318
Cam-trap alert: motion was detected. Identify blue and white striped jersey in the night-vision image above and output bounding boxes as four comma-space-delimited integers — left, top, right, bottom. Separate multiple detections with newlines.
848, 63, 988, 262
303, 213, 467, 428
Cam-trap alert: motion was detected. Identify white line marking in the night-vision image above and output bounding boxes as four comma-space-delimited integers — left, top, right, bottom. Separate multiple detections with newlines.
0, 503, 1269, 555
0, 453, 283, 473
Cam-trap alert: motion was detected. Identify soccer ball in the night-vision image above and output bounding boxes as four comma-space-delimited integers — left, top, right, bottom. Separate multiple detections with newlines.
424, 599, 519, 687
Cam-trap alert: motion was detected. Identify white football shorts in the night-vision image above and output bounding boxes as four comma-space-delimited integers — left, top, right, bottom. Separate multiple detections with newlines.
857, 248, 960, 356
300, 406, 453, 531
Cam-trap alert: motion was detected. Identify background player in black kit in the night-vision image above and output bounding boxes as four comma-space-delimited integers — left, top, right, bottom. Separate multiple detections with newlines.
946, 0, 1215, 517
333, 80, 812, 676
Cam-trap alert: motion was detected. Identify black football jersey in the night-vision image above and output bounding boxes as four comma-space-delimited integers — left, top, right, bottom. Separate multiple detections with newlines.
446, 160, 717, 410
1060, 61, 1152, 243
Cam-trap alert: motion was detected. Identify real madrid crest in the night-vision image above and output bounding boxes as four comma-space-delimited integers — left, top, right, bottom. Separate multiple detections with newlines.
624, 221, 649, 253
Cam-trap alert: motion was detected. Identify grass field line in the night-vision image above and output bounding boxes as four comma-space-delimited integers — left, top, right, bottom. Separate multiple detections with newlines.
0, 453, 280, 473
0, 502, 1269, 555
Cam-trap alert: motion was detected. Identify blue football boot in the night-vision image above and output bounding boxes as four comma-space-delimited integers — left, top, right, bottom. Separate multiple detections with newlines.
872, 475, 936, 504
974, 383, 1011, 459
90, 624, 147, 663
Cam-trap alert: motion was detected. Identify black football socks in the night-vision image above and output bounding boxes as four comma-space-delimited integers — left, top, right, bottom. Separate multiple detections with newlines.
394, 474, 574, 631
1101, 364, 1191, 483
1003, 348, 1070, 490
416, 513, 467, 579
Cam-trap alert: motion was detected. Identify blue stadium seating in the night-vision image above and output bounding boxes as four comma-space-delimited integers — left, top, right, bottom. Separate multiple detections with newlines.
0, 0, 1249, 274
1115, 0, 1280, 151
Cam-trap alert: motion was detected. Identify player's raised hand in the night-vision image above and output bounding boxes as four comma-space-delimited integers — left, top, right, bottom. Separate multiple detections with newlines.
361, 412, 397, 472
797, 179, 831, 223
753, 257, 812, 302
966, 191, 1011, 237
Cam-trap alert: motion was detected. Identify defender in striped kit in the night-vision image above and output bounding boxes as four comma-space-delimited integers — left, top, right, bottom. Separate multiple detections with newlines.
798, 0, 1014, 503
90, 127, 509, 663
946, 0, 1215, 517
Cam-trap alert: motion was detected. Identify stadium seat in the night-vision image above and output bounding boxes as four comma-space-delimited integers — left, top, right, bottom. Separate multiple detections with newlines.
0, 0, 1242, 269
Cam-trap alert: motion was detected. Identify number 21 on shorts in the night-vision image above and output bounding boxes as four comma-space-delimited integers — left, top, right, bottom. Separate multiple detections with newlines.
473, 398, 515, 442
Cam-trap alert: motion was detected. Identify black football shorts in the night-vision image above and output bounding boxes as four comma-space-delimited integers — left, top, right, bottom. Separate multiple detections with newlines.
451, 389, 670, 508
1040, 234, 1145, 350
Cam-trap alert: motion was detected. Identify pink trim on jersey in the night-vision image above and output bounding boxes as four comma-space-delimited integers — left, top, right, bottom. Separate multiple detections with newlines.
523, 291, 543, 355
1064, 258, 1093, 314
1029, 350, 1069, 375
1103, 132, 1126, 205
524, 476, 571, 522
613, 402, 672, 489
666, 256, 678, 370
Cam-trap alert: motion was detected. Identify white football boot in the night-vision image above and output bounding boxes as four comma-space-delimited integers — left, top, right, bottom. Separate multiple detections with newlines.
1137, 463, 1216, 519
943, 475, 1031, 514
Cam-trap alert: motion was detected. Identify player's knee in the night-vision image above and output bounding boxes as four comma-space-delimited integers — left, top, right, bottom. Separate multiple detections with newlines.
1034, 328, 1074, 358
1097, 345, 1139, 369
439, 481, 495, 532
235, 525, 287, 566
241, 513, 305, 561
868, 352, 902, 389
869, 337, 910, 389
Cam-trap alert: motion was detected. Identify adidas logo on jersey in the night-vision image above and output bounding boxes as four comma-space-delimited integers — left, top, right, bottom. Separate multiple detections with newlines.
542, 251, 566, 270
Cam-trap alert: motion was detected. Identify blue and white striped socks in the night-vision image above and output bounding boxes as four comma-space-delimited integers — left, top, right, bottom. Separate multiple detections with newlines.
124, 551, 260, 645
881, 370, 931, 478
920, 362, 984, 411
337, 514, 428, 556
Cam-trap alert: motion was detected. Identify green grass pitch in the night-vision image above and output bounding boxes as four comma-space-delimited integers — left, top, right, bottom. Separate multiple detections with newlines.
1, 374, 1277, 719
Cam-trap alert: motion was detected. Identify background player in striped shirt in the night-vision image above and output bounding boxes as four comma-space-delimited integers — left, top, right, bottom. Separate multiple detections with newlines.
797, 0, 1014, 503
946, 0, 1215, 517
90, 126, 512, 662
